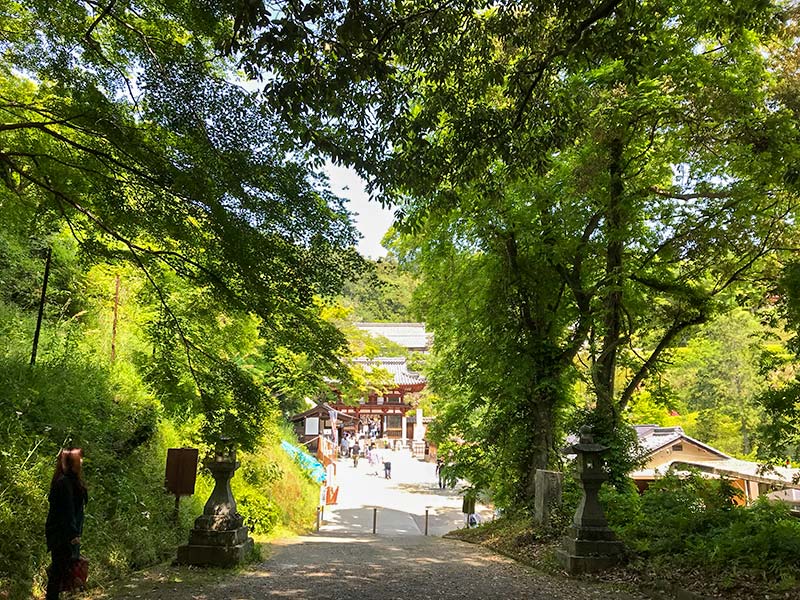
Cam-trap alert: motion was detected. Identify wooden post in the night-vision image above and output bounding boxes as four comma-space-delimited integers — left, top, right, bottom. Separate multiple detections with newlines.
111, 274, 120, 361
174, 494, 180, 523
425, 508, 429, 536
372, 507, 377, 534
316, 506, 321, 532
30, 247, 52, 366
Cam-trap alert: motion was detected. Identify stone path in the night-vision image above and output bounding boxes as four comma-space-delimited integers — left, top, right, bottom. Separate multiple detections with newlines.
96, 450, 647, 600
319, 449, 494, 536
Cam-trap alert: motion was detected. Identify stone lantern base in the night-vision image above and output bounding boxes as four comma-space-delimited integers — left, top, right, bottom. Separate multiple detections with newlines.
176, 524, 254, 567
557, 524, 624, 574
175, 456, 254, 567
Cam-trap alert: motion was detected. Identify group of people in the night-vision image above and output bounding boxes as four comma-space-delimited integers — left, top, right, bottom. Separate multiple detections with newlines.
340, 434, 392, 479
338, 432, 361, 458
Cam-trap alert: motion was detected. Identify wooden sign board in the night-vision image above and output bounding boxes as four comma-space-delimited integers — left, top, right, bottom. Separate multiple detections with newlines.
305, 416, 320, 435
165, 448, 199, 496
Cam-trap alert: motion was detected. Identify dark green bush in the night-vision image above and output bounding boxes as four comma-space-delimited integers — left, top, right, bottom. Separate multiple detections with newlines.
701, 499, 800, 576
617, 471, 739, 556
0, 349, 318, 598
612, 471, 800, 591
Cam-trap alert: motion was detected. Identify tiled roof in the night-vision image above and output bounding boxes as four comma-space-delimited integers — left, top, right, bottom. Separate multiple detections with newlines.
351, 356, 427, 387
288, 402, 358, 422
634, 424, 730, 459
685, 458, 800, 485
632, 458, 800, 489
355, 322, 432, 350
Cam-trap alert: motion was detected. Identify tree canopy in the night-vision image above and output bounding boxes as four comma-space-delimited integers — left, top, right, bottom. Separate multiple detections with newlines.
2, 0, 364, 446
229, 0, 800, 504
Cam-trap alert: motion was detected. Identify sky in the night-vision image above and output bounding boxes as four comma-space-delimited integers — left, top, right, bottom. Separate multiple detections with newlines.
325, 162, 395, 259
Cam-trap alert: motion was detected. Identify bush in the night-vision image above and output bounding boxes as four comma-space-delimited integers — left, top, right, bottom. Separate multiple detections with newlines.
230, 426, 320, 535
235, 486, 281, 534
701, 499, 800, 577
0, 349, 319, 598
617, 471, 739, 557
600, 479, 642, 530
615, 471, 800, 592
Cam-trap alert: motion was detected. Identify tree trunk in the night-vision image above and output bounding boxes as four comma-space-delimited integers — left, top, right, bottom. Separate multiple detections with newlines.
525, 395, 556, 502
593, 137, 625, 424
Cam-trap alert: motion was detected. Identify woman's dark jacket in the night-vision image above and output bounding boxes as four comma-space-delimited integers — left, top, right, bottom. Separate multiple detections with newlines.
45, 473, 87, 551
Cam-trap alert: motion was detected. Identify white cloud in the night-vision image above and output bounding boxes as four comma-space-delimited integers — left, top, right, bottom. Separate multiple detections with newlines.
325, 162, 394, 259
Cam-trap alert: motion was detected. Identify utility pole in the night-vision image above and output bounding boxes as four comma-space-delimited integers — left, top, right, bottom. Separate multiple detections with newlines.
111, 274, 120, 361
30, 247, 52, 366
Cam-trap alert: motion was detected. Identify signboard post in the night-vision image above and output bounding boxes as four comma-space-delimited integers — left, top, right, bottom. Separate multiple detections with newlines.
165, 448, 199, 521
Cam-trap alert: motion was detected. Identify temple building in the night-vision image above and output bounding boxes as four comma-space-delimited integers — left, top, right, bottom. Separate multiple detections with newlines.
328, 356, 427, 446
289, 355, 428, 454
289, 323, 432, 456
629, 425, 800, 507
354, 322, 432, 353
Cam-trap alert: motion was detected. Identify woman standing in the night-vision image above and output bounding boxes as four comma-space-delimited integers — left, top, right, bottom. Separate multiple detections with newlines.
45, 448, 88, 599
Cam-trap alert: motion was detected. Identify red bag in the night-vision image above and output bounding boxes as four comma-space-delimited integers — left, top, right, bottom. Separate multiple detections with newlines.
60, 556, 89, 592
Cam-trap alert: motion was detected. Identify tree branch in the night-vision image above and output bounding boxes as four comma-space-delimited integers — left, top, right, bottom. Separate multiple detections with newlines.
85, 0, 117, 41
619, 311, 708, 410
513, 0, 624, 129
0, 119, 82, 132
648, 186, 735, 201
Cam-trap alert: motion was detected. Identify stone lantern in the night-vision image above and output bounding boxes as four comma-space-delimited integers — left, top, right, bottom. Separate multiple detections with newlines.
177, 437, 254, 566
557, 425, 624, 574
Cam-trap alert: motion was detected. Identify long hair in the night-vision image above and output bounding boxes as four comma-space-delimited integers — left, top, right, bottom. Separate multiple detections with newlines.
51, 447, 87, 497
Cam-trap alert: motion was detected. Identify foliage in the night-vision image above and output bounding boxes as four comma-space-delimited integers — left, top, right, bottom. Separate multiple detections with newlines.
339, 257, 419, 322
0, 0, 363, 448
234, 423, 321, 534
623, 309, 788, 457
0, 349, 192, 598
611, 472, 800, 591
451, 473, 800, 596
0, 339, 320, 598
756, 384, 800, 462
755, 261, 800, 461
0, 201, 328, 597
230, 0, 800, 510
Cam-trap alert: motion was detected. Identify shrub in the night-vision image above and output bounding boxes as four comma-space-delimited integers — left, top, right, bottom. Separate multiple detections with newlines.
618, 471, 739, 557
0, 349, 318, 598
614, 471, 800, 591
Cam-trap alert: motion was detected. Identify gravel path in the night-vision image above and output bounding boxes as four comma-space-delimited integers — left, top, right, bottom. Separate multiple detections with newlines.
97, 451, 647, 599
103, 532, 645, 600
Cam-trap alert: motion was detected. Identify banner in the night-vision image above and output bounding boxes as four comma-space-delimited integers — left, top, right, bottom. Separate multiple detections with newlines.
328, 409, 338, 445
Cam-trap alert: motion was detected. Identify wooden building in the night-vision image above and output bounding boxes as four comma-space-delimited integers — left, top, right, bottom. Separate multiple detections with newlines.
328, 357, 427, 445
288, 402, 358, 454
629, 425, 800, 506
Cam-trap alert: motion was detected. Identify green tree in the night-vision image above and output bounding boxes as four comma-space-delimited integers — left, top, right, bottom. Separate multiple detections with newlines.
340, 256, 419, 322
1, 1, 363, 446
232, 0, 800, 503
628, 309, 772, 456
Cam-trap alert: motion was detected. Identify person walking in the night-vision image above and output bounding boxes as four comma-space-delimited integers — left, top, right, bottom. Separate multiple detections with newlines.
435, 458, 445, 489
382, 450, 392, 480
45, 448, 88, 599
367, 444, 380, 476
352, 442, 360, 468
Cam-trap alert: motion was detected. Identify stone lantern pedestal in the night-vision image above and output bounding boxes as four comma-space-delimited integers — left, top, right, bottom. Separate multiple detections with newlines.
557, 426, 624, 574
177, 444, 253, 567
